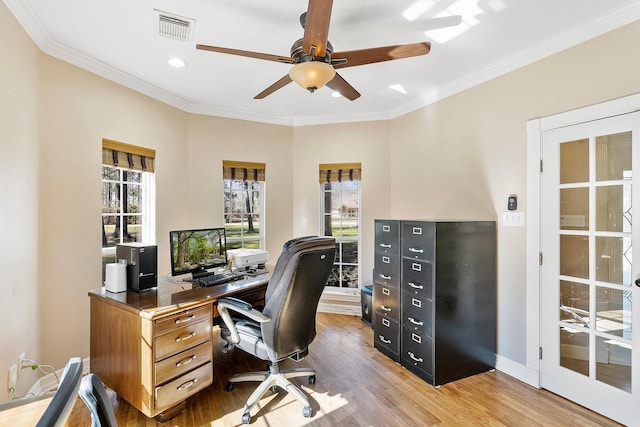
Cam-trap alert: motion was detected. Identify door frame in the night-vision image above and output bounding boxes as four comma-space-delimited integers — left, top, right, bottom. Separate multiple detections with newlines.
526, 93, 640, 389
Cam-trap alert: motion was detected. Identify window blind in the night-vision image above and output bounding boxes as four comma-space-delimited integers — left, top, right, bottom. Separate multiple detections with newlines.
102, 138, 156, 173
319, 162, 361, 183
223, 160, 266, 182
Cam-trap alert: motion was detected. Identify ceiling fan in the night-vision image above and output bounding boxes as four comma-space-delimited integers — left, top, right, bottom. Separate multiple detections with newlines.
196, 0, 460, 101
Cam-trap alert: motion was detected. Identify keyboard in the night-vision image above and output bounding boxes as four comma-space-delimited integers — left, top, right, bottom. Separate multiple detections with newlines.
195, 272, 242, 287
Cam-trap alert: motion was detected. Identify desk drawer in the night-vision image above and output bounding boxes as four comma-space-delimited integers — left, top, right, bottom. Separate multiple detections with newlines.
155, 304, 212, 336
155, 319, 211, 361
155, 341, 212, 385
155, 362, 212, 410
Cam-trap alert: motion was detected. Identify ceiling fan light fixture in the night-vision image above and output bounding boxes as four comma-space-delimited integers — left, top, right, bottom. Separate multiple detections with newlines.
288, 61, 336, 93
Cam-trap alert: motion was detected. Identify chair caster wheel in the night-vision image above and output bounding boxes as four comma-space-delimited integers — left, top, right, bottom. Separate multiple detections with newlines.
242, 412, 251, 424
308, 375, 316, 384
225, 382, 234, 392
302, 406, 312, 418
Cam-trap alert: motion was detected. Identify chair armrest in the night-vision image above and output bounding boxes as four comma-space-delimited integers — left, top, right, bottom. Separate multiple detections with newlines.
218, 297, 270, 344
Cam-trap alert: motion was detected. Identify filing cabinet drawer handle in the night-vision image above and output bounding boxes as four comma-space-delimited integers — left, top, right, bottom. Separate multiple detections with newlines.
379, 335, 392, 344
175, 332, 196, 342
176, 354, 197, 368
408, 317, 423, 326
379, 243, 392, 248
408, 351, 423, 363
177, 378, 197, 391
175, 314, 196, 324
379, 274, 391, 280
408, 282, 423, 290
380, 305, 392, 312
409, 247, 424, 254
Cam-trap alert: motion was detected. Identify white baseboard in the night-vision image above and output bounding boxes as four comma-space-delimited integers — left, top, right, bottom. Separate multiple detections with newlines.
495, 354, 540, 388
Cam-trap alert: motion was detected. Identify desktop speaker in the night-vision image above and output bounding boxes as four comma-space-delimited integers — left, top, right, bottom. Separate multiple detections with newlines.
116, 243, 157, 292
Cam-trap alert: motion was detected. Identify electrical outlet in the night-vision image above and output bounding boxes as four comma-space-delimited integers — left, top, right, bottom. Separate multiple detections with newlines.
7, 364, 18, 392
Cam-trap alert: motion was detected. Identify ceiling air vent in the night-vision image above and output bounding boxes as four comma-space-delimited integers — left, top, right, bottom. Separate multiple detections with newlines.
154, 10, 195, 41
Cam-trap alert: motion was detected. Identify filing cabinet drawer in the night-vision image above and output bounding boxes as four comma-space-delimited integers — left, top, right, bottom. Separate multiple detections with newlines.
373, 283, 400, 321
401, 328, 433, 383
155, 304, 212, 336
373, 252, 400, 288
155, 361, 213, 410
155, 319, 211, 361
373, 315, 400, 360
402, 222, 434, 261
375, 220, 400, 255
402, 259, 433, 300
402, 292, 433, 337
155, 341, 212, 385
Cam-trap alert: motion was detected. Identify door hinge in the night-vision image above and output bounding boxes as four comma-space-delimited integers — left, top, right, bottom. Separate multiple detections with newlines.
539, 252, 543, 266
540, 159, 543, 172
539, 347, 543, 360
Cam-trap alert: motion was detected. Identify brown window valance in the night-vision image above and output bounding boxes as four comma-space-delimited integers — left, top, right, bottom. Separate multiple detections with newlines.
319, 162, 361, 183
223, 160, 266, 182
102, 138, 155, 173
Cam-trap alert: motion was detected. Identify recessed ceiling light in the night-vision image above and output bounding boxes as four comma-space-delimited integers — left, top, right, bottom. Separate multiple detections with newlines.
168, 57, 187, 68
389, 84, 407, 94
331, 91, 342, 98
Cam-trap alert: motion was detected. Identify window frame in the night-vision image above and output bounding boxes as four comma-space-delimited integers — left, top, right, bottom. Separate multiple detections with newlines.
320, 179, 361, 290
223, 179, 265, 250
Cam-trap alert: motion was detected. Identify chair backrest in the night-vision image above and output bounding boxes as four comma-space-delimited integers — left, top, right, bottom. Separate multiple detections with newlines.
78, 374, 118, 427
261, 236, 336, 361
35, 357, 83, 427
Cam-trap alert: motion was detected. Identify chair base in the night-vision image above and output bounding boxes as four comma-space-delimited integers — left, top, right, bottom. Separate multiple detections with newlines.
226, 363, 315, 424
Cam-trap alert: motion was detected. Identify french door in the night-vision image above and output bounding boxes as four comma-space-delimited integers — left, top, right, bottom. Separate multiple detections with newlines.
540, 111, 640, 425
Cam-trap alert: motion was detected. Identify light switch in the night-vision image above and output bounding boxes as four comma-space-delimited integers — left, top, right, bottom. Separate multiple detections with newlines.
502, 211, 525, 227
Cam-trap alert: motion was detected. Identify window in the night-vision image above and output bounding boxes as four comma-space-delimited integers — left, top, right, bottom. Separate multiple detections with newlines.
101, 139, 156, 272
320, 163, 361, 289
223, 160, 265, 250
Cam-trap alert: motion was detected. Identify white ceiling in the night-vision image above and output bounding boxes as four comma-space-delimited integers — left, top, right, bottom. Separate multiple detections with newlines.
5, 0, 640, 126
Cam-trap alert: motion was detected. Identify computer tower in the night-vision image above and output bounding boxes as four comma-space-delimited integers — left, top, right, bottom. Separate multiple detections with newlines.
116, 243, 157, 291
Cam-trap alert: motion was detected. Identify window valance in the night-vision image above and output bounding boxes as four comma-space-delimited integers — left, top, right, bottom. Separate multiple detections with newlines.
319, 162, 361, 183
223, 160, 266, 182
102, 138, 155, 173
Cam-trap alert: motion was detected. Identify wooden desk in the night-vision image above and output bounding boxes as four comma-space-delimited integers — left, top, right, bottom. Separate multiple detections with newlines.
88, 274, 268, 421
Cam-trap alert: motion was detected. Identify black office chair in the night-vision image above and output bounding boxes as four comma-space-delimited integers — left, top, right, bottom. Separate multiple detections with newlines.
35, 357, 83, 427
218, 236, 336, 424
78, 374, 118, 427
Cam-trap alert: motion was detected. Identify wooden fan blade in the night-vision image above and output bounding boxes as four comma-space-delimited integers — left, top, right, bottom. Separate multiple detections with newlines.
302, 0, 333, 57
196, 44, 294, 64
332, 42, 431, 69
326, 73, 360, 101
254, 75, 293, 99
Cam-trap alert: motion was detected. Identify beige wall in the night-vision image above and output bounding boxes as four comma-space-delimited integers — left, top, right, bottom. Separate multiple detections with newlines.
3, 0, 640, 398
388, 21, 640, 362
186, 114, 293, 262
291, 121, 392, 287
0, 2, 41, 401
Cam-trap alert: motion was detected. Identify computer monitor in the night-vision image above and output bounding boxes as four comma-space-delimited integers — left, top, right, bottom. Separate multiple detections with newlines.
169, 227, 228, 278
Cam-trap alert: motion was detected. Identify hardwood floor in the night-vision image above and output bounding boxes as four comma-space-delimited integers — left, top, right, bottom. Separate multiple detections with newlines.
68, 312, 621, 426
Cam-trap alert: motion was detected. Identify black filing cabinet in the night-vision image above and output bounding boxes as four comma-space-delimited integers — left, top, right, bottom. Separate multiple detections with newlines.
374, 220, 496, 387
372, 220, 401, 362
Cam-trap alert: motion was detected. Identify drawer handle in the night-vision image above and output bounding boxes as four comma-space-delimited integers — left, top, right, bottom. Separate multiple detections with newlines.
176, 378, 197, 391
409, 247, 424, 254
408, 351, 423, 363
175, 332, 196, 342
379, 243, 391, 248
175, 314, 196, 324
379, 274, 391, 280
408, 317, 423, 326
379, 335, 391, 344
408, 282, 423, 290
380, 305, 391, 312
176, 355, 197, 368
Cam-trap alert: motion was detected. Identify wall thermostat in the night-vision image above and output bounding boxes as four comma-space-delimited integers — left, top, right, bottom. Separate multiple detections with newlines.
508, 195, 517, 211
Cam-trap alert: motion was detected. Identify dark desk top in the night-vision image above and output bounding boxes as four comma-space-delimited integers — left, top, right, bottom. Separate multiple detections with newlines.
88, 272, 269, 319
